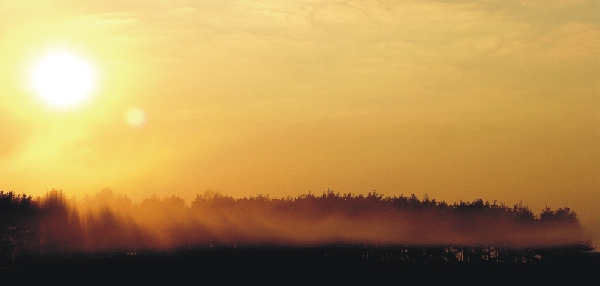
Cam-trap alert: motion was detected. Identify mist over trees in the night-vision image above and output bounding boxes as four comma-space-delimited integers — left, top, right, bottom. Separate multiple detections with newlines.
0, 189, 586, 253
0, 188, 592, 267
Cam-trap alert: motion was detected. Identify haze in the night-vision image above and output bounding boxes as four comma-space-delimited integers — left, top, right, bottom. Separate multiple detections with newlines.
0, 1, 598, 247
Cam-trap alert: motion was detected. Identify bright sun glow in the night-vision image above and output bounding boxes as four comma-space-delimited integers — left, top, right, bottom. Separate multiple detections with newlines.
32, 53, 95, 108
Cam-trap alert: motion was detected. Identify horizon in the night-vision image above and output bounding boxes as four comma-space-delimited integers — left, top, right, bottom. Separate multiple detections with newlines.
13, 187, 595, 213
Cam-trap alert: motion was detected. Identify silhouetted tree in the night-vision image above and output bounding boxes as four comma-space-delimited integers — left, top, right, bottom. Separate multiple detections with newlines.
0, 191, 37, 267
512, 202, 536, 224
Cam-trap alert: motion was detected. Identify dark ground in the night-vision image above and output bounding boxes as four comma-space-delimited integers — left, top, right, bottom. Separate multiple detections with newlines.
2, 245, 599, 283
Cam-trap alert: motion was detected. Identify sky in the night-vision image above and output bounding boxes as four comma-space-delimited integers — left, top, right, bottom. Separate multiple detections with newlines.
1, 0, 599, 246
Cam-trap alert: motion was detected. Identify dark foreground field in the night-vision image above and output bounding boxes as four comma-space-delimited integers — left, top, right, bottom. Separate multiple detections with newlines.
3, 245, 599, 283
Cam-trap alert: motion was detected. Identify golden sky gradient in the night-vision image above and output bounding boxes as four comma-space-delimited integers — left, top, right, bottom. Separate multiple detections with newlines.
1, 1, 599, 246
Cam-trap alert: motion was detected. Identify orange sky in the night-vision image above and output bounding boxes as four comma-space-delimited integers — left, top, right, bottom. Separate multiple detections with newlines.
1, 0, 599, 247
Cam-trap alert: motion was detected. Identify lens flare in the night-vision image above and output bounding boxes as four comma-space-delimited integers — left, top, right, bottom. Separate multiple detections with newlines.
125, 107, 147, 127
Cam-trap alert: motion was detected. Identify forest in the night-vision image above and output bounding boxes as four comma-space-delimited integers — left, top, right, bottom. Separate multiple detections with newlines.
0, 189, 594, 269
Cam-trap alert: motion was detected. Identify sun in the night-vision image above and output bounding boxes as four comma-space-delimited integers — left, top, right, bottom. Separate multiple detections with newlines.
31, 53, 95, 108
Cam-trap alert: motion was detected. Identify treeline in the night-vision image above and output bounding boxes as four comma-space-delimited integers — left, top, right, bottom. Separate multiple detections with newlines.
0, 189, 591, 266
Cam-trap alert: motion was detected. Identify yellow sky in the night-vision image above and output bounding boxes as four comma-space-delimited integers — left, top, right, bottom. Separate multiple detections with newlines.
1, 0, 599, 245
